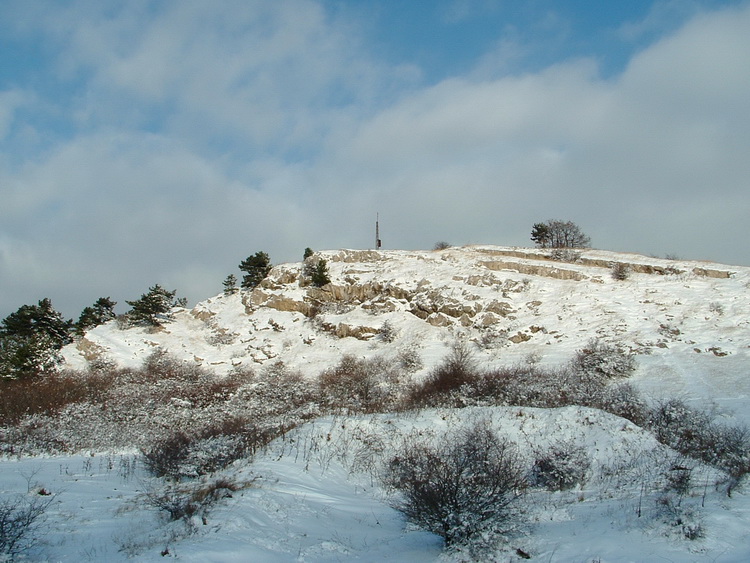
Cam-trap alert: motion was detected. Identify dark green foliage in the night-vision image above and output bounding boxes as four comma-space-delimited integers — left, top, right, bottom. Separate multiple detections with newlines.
239, 251, 271, 289
0, 334, 61, 380
222, 274, 238, 295
76, 297, 117, 335
310, 259, 331, 287
530, 223, 550, 248
125, 285, 178, 327
1, 299, 72, 346
0, 299, 73, 379
303, 247, 314, 260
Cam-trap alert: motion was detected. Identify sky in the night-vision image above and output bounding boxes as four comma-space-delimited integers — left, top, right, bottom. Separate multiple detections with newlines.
1, 0, 749, 320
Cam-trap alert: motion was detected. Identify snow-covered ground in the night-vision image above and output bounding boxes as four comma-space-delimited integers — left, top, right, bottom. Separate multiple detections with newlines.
3, 245, 750, 561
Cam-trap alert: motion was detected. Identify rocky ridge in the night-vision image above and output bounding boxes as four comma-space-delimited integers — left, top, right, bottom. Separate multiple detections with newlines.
64, 245, 750, 385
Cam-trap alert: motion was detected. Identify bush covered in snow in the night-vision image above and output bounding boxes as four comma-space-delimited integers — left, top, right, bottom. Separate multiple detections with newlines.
139, 476, 249, 529
403, 339, 479, 408
140, 418, 279, 481
383, 418, 527, 548
571, 338, 636, 380
529, 439, 590, 491
319, 354, 401, 413
648, 398, 750, 496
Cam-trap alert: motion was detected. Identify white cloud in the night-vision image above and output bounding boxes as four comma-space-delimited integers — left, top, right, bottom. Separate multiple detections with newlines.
1, 0, 749, 319
28, 0, 399, 155
309, 3, 750, 260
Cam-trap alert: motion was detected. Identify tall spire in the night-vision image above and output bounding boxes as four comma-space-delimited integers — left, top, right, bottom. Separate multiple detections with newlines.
375, 213, 382, 249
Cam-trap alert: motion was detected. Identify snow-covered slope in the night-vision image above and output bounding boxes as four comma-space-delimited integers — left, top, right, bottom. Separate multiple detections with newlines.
6, 245, 747, 562
63, 245, 750, 417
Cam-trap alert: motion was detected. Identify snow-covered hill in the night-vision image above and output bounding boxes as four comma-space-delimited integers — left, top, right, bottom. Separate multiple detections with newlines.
64, 245, 750, 417
4, 245, 749, 562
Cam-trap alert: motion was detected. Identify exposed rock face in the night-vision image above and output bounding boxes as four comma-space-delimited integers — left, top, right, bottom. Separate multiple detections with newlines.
249, 290, 311, 315
475, 246, 733, 278
481, 260, 587, 281
330, 249, 386, 263
76, 338, 107, 362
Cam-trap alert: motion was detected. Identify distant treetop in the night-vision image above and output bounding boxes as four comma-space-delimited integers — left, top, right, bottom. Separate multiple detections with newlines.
531, 220, 590, 249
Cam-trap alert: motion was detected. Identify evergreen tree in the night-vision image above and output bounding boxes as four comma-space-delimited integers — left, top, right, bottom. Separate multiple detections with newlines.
125, 285, 177, 327
303, 247, 314, 260
310, 259, 331, 287
0, 298, 72, 348
76, 297, 117, 335
239, 251, 271, 289
530, 223, 551, 248
223, 274, 238, 295
0, 298, 73, 379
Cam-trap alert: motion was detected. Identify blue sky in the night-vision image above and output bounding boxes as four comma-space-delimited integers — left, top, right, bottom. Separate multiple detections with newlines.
1, 0, 749, 319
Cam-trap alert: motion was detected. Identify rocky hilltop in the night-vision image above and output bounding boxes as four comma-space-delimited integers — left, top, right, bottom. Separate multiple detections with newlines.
64, 245, 750, 404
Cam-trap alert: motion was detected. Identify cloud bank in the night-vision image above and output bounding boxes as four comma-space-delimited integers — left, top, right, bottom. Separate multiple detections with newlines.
1, 0, 749, 318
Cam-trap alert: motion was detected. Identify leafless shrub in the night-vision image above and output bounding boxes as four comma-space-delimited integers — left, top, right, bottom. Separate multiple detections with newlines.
142, 348, 206, 382
475, 328, 508, 350
433, 241, 451, 251
140, 476, 249, 529
403, 340, 479, 408
319, 355, 401, 413
396, 346, 423, 373
479, 365, 587, 409
383, 418, 527, 548
654, 470, 705, 542
244, 362, 319, 416
590, 382, 650, 427
647, 398, 750, 496
571, 339, 636, 380
206, 329, 237, 346
529, 440, 590, 491
0, 494, 53, 559
141, 418, 282, 480
708, 302, 725, 316
548, 249, 582, 263
378, 320, 398, 343
610, 262, 631, 281
708, 423, 750, 496
0, 369, 112, 425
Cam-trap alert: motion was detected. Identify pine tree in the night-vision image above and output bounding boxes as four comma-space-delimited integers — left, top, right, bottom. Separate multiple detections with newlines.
125, 285, 177, 327
223, 274, 238, 295
76, 297, 117, 335
0, 298, 73, 379
310, 259, 331, 287
239, 252, 271, 289
530, 223, 551, 248
303, 247, 314, 260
